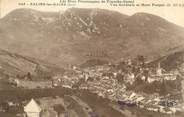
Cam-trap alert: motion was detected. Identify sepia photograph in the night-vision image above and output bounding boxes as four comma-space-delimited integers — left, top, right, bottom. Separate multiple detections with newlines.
0, 0, 184, 117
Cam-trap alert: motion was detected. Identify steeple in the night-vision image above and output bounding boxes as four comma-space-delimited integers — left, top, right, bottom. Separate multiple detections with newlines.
156, 62, 162, 76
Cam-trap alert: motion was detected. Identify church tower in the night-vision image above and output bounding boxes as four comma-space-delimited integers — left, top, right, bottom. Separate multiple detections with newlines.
156, 62, 162, 76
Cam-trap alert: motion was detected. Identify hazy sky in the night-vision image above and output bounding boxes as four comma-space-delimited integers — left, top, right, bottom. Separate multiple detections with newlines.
1, 0, 184, 27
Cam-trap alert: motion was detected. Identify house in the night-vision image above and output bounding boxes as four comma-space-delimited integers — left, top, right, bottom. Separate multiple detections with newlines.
24, 99, 42, 117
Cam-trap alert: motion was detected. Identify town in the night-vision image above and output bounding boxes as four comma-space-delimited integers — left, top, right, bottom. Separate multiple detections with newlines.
1, 55, 184, 117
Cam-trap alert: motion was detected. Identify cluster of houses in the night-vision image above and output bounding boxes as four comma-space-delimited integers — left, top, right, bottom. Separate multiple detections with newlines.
49, 57, 184, 114
3, 56, 183, 115
77, 68, 182, 114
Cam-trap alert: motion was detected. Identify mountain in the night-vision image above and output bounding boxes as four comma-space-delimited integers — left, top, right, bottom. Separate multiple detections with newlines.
0, 49, 64, 79
0, 8, 184, 67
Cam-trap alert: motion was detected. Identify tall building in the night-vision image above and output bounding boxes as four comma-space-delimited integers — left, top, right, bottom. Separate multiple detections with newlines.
156, 62, 162, 76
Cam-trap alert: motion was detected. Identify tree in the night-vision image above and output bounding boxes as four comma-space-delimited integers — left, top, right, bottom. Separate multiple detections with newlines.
53, 104, 65, 116
27, 72, 32, 80
137, 55, 145, 63
143, 69, 149, 82
136, 55, 146, 67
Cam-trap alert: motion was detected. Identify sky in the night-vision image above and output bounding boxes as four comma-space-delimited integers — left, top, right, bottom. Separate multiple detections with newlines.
0, 0, 184, 27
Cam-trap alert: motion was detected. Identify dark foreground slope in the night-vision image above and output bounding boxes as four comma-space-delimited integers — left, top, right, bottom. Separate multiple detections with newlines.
0, 88, 183, 117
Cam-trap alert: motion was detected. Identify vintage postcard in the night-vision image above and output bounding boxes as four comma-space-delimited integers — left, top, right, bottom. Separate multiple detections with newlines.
0, 0, 184, 117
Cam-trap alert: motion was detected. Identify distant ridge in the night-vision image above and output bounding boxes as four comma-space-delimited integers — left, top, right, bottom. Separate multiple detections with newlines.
0, 8, 184, 67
